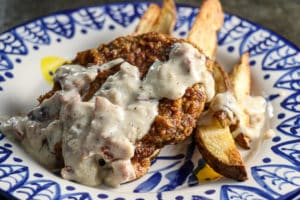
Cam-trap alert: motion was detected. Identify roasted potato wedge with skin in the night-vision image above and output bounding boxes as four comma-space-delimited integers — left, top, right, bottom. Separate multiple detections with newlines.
212, 63, 233, 127
195, 118, 247, 181
187, 0, 224, 60
229, 52, 251, 102
229, 52, 251, 149
213, 62, 232, 94
134, 4, 161, 35
235, 133, 251, 149
152, 0, 177, 34
134, 0, 176, 35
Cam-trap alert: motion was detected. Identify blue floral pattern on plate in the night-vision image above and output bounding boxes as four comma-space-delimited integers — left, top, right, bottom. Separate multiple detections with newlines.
0, 2, 300, 200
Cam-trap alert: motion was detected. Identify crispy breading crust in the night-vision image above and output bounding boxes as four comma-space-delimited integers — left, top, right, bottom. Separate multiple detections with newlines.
39, 32, 209, 179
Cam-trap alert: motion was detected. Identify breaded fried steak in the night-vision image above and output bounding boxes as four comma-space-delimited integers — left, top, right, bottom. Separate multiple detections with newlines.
0, 32, 215, 186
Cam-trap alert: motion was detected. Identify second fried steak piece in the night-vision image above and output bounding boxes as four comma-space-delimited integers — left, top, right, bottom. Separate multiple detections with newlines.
40, 32, 209, 179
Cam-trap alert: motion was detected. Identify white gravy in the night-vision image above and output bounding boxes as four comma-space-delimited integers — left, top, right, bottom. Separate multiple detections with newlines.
0, 42, 213, 187
200, 91, 274, 141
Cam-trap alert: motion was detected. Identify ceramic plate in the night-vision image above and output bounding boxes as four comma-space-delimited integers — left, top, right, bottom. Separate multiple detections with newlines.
0, 2, 299, 200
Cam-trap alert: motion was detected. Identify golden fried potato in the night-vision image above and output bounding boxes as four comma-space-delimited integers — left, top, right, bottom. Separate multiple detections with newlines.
134, 0, 176, 35
211, 62, 234, 126
229, 52, 251, 149
235, 133, 251, 149
195, 118, 247, 181
152, 0, 177, 34
187, 0, 224, 60
230, 53, 251, 102
213, 62, 232, 94
134, 4, 161, 35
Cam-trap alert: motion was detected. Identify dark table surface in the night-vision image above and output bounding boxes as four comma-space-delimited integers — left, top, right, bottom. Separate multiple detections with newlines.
0, 0, 299, 48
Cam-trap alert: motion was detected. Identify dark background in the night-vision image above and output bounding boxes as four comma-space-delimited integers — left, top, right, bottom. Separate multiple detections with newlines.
0, 0, 299, 48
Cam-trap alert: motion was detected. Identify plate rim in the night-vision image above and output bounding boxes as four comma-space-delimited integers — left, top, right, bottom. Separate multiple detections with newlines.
0, 1, 299, 200
1, 1, 299, 52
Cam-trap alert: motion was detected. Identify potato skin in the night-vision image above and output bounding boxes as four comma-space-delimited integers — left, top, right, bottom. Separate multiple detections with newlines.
195, 120, 248, 181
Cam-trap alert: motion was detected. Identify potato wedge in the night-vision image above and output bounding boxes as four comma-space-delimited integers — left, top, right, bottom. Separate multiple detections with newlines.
213, 62, 232, 94
195, 118, 247, 181
197, 61, 248, 180
152, 0, 177, 34
187, 0, 224, 60
235, 133, 251, 149
134, 4, 161, 35
229, 53, 251, 102
211, 62, 234, 126
229, 52, 251, 149
134, 0, 176, 35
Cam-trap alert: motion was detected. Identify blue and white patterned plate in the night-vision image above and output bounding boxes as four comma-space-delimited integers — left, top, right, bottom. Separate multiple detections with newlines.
0, 2, 300, 200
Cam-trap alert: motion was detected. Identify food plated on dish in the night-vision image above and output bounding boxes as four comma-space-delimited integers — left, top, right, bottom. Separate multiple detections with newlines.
0, 0, 299, 199
0, 0, 273, 187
